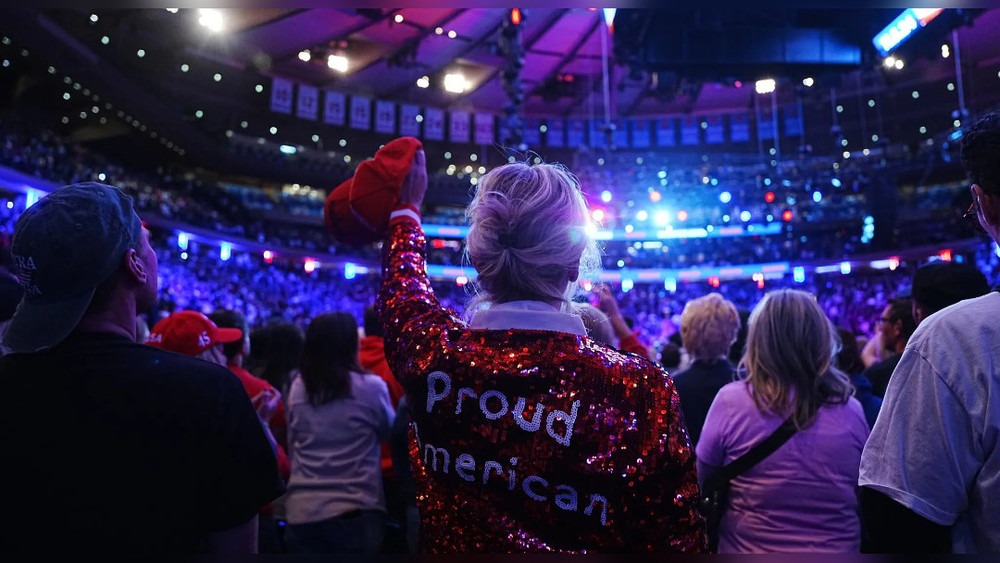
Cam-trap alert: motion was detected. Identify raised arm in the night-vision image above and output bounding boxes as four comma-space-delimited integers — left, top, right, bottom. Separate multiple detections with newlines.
376, 149, 461, 384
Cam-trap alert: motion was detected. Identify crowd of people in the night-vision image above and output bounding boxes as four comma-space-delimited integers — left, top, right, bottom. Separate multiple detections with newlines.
0, 117, 981, 276
0, 92, 998, 554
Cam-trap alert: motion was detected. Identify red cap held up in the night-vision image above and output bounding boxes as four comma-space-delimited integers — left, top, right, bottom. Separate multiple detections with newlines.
324, 136, 423, 245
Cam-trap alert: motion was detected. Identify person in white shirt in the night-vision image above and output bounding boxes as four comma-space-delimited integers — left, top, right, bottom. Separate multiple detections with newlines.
859, 111, 1000, 553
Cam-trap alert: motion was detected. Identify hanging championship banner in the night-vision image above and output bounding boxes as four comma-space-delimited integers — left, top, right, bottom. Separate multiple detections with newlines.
656, 118, 676, 147
546, 118, 564, 147
704, 115, 724, 144
784, 106, 804, 137
399, 104, 421, 137
589, 120, 607, 149
323, 91, 346, 126
523, 117, 541, 146
375, 100, 396, 134
296, 84, 318, 120
474, 113, 494, 145
567, 119, 586, 148
450, 111, 471, 143
425, 108, 445, 140
681, 115, 700, 146
270, 77, 293, 114
730, 112, 750, 142
350, 96, 371, 130
612, 119, 629, 148
631, 119, 651, 148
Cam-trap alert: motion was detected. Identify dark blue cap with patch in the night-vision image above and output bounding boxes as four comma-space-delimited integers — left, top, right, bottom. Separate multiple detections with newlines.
2, 182, 142, 354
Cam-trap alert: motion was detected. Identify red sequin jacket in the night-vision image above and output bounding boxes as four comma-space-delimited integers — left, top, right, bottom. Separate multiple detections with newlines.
378, 217, 707, 553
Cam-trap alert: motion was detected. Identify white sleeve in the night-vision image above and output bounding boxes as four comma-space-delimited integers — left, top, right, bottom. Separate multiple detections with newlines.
859, 347, 982, 525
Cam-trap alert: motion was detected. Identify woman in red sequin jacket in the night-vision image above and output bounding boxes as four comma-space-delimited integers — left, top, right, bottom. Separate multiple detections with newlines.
376, 149, 706, 553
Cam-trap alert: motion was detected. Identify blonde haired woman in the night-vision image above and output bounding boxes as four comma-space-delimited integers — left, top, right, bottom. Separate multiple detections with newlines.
376, 152, 705, 552
671, 292, 741, 447
696, 289, 869, 553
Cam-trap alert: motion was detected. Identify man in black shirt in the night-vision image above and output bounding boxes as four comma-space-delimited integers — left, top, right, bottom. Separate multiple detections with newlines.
0, 183, 283, 553
862, 297, 916, 398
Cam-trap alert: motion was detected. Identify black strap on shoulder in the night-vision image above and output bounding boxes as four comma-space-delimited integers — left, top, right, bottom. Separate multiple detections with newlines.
704, 417, 798, 490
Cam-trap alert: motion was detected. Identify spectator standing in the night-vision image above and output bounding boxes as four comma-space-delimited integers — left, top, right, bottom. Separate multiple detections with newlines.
697, 289, 869, 553
863, 298, 916, 398
671, 293, 741, 447
0, 183, 283, 552
859, 112, 1000, 553
378, 153, 705, 552
283, 312, 395, 554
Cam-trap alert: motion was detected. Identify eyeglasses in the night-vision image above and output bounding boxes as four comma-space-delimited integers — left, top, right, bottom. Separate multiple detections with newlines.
964, 201, 986, 233
879, 316, 893, 324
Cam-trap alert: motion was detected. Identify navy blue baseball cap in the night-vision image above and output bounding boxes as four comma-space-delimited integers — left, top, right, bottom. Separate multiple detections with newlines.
2, 182, 143, 354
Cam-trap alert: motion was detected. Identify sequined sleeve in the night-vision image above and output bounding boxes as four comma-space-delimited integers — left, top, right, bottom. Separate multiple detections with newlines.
377, 218, 461, 386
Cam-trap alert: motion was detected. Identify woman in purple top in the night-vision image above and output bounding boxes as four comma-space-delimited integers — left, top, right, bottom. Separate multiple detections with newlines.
696, 289, 870, 553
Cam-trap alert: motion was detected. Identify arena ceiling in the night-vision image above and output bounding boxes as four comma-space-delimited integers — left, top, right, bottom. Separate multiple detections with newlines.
2, 8, 1000, 176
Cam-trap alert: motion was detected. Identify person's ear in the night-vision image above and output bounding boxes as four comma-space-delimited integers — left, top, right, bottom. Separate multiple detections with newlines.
912, 303, 926, 326
125, 248, 147, 284
973, 184, 997, 227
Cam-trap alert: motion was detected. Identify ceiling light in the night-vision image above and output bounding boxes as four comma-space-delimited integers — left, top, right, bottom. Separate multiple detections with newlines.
394, 14, 404, 23
137, 49, 145, 58
802, 77, 814, 87
894, 58, 904, 69
327, 54, 348, 72
444, 72, 467, 93
197, 9, 224, 33
90, 14, 98, 23
435, 27, 444, 35
100, 36, 109, 45
448, 30, 457, 39
166, 8, 179, 13
416, 75, 430, 88
213, 73, 222, 82
754, 78, 775, 95
298, 50, 311, 62
180, 63, 189, 72
883, 56, 896, 68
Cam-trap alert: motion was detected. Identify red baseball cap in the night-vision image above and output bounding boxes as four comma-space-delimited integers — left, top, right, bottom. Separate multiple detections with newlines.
324, 136, 423, 246
147, 310, 243, 356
